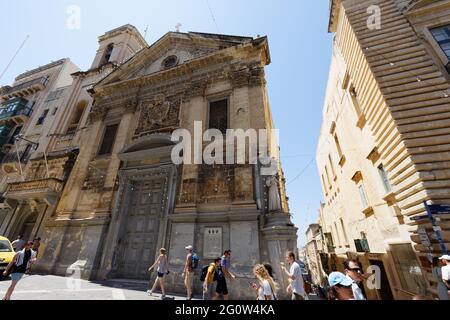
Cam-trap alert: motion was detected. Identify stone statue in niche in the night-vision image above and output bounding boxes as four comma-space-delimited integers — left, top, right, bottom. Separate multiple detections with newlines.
266, 175, 282, 212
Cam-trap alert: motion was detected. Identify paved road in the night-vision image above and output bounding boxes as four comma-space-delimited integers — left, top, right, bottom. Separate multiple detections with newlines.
0, 274, 189, 300
0, 274, 324, 300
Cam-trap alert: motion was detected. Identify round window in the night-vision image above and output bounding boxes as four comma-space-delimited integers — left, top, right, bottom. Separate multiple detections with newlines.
162, 55, 178, 69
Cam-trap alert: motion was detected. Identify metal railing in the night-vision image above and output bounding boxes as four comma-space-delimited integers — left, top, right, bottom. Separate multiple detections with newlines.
1, 148, 31, 165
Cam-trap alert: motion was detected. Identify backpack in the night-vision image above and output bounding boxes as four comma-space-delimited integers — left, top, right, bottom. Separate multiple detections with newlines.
200, 265, 209, 282
191, 252, 199, 269
200, 263, 218, 282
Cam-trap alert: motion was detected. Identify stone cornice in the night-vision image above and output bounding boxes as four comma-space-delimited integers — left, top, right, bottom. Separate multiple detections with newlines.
92, 38, 268, 98
405, 0, 450, 17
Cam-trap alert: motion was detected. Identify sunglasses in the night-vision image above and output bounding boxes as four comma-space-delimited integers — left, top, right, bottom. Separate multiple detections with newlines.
349, 268, 362, 273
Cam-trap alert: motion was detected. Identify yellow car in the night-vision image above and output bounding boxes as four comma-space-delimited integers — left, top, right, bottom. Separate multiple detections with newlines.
0, 236, 16, 278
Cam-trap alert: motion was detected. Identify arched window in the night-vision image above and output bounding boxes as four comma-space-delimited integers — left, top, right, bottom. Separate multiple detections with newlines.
101, 43, 114, 65
67, 101, 87, 134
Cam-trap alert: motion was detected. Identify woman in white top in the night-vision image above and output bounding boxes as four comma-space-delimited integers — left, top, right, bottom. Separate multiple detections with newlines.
433, 257, 450, 300
251, 264, 278, 300
147, 248, 169, 299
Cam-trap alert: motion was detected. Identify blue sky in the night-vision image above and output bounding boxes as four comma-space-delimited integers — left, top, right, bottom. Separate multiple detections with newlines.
0, 0, 333, 247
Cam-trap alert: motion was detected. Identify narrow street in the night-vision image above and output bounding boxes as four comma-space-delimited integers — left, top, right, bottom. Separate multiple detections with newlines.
0, 274, 322, 300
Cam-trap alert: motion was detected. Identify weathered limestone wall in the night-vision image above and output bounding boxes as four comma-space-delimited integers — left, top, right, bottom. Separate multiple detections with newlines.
318, 0, 450, 299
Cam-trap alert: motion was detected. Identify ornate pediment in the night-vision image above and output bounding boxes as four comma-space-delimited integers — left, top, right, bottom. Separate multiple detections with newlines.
134, 94, 181, 137
92, 32, 257, 89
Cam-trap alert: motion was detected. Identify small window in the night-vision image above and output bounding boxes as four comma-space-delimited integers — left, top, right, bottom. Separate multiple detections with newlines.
101, 43, 114, 65
36, 109, 49, 125
378, 164, 392, 193
334, 134, 343, 158
321, 174, 328, 193
324, 165, 332, 187
333, 222, 342, 247
162, 55, 179, 70
67, 101, 87, 133
340, 218, 349, 246
358, 184, 369, 209
98, 124, 119, 156
430, 25, 450, 60
328, 154, 336, 178
349, 85, 362, 116
208, 99, 228, 134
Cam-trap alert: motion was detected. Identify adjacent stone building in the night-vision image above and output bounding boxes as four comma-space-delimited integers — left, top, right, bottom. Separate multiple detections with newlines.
317, 0, 450, 299
1, 25, 297, 299
0, 58, 79, 242
304, 223, 327, 286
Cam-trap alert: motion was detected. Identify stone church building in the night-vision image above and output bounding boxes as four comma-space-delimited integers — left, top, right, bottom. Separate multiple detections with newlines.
0, 25, 297, 298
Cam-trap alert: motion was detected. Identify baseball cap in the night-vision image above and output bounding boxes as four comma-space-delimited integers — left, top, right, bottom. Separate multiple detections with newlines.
328, 272, 353, 287
185, 245, 193, 250
439, 255, 450, 261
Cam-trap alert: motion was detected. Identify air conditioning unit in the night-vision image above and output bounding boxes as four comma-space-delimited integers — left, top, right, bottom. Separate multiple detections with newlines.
354, 239, 370, 253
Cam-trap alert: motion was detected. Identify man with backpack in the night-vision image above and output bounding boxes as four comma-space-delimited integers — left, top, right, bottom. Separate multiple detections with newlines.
201, 257, 221, 300
182, 245, 198, 300
216, 249, 235, 300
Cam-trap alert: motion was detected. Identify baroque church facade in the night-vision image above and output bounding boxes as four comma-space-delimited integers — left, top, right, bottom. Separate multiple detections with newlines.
0, 25, 297, 298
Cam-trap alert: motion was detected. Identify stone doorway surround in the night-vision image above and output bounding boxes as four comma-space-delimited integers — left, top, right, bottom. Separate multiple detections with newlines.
96, 133, 177, 280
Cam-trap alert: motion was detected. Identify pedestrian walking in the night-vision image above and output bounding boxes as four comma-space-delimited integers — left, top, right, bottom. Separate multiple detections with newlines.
2, 241, 36, 300
11, 235, 25, 252
216, 250, 235, 300
439, 254, 450, 298
251, 264, 278, 300
343, 259, 366, 300
202, 257, 220, 300
281, 251, 306, 300
432, 257, 449, 300
27, 238, 42, 273
147, 248, 169, 299
182, 245, 195, 300
327, 271, 354, 300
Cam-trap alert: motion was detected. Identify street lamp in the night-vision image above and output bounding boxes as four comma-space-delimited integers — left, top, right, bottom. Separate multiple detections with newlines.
15, 134, 50, 180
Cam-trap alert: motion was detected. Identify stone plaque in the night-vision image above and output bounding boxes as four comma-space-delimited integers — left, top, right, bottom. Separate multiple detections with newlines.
204, 227, 223, 258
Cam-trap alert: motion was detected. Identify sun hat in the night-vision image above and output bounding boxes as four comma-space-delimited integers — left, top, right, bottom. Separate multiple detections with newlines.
328, 272, 353, 287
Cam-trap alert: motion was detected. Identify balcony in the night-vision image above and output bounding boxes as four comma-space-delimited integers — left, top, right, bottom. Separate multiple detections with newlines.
1, 77, 48, 99
3, 178, 63, 206
0, 98, 33, 124
51, 132, 75, 153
